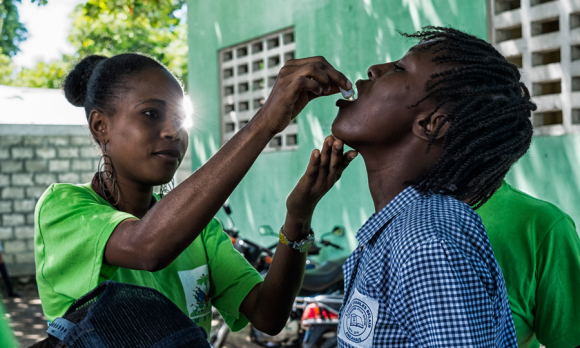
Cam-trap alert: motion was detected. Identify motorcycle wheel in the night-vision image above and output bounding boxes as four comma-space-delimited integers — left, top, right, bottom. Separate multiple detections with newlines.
210, 321, 229, 348
209, 309, 230, 348
318, 336, 338, 348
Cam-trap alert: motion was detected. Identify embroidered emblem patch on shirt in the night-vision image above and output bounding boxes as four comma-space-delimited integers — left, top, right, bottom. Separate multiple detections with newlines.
178, 265, 211, 324
338, 288, 379, 348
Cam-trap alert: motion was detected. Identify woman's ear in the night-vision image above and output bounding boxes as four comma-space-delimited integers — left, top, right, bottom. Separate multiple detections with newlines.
88, 110, 109, 146
412, 112, 449, 142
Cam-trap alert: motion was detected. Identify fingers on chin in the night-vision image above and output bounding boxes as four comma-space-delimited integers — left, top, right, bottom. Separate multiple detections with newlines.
322, 136, 334, 152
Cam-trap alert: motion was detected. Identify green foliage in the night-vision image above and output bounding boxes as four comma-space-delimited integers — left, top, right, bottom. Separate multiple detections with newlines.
0, 50, 69, 88
68, 0, 188, 87
0, 0, 27, 57
12, 58, 70, 88
0, 0, 188, 89
0, 0, 48, 57
0, 48, 16, 85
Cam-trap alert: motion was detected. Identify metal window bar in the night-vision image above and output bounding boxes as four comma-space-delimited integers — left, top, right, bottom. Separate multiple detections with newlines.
219, 28, 297, 151
488, 0, 580, 135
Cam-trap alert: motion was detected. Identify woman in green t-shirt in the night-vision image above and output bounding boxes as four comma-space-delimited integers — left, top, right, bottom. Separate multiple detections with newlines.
34, 53, 357, 334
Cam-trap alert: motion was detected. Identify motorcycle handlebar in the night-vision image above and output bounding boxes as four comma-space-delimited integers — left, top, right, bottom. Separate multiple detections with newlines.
229, 230, 342, 256
240, 238, 274, 256
320, 240, 343, 250
223, 228, 238, 238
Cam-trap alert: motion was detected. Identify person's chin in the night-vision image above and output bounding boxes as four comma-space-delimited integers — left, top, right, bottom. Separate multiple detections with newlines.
331, 121, 358, 149
330, 121, 342, 139
148, 165, 178, 185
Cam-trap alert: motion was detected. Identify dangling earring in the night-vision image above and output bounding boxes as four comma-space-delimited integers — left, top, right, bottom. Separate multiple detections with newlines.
98, 150, 119, 205
160, 178, 175, 198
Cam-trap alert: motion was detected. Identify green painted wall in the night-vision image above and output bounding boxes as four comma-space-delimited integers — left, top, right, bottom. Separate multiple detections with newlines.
187, 0, 488, 256
505, 134, 580, 229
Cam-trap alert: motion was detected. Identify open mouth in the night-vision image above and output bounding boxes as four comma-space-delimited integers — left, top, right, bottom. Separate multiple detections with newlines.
335, 99, 356, 108
336, 79, 363, 108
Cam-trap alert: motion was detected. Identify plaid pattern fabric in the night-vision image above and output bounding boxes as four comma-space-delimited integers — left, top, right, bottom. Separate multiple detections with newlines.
337, 187, 517, 347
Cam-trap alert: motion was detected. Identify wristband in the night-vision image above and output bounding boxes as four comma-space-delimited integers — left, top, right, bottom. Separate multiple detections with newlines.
279, 226, 315, 253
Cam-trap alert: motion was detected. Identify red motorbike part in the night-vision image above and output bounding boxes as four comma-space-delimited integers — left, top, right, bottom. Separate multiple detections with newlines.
300, 303, 339, 328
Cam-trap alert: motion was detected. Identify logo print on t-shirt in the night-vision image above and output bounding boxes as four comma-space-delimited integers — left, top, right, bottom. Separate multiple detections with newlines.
179, 265, 211, 323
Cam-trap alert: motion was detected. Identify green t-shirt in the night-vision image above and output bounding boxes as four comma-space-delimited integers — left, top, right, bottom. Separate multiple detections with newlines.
477, 181, 580, 348
34, 183, 264, 333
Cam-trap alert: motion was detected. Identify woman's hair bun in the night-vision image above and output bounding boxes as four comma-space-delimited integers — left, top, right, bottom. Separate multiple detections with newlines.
63, 55, 107, 107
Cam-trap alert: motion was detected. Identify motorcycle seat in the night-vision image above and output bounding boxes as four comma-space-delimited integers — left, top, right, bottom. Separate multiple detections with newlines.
301, 256, 348, 293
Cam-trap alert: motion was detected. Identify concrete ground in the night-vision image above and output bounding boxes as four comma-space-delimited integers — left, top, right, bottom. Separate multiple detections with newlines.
220, 326, 262, 348
2, 279, 260, 348
2, 279, 47, 348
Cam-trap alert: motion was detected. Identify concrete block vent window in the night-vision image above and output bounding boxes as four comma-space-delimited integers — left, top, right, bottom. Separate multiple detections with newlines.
219, 28, 297, 151
490, 0, 580, 135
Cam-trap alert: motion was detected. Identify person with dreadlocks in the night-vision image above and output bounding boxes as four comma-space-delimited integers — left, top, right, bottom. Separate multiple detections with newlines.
328, 26, 535, 347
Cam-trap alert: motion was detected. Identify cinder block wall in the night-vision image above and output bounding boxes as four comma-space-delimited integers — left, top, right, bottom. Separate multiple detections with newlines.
0, 125, 100, 276
0, 124, 193, 276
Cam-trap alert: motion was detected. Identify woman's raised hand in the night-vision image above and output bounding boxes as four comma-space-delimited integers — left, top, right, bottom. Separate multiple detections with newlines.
240, 136, 356, 332
286, 136, 358, 222
259, 57, 352, 135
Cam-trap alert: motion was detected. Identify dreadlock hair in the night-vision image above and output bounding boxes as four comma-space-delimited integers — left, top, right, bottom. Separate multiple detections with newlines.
401, 26, 536, 208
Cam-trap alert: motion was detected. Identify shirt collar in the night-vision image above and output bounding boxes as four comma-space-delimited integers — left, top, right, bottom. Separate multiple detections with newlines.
356, 186, 422, 246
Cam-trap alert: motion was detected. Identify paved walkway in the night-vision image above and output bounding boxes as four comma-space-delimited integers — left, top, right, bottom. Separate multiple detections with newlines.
2, 283, 260, 348
3, 288, 47, 347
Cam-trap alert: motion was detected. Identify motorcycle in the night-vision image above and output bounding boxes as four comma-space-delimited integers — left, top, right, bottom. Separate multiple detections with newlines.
299, 293, 342, 348
210, 204, 346, 348
210, 204, 276, 348
250, 225, 346, 348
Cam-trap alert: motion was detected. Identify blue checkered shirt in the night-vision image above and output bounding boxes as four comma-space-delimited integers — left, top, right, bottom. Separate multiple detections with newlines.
337, 187, 517, 347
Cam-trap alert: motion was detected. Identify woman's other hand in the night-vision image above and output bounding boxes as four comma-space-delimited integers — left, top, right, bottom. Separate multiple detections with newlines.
286, 135, 358, 223
259, 57, 352, 135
